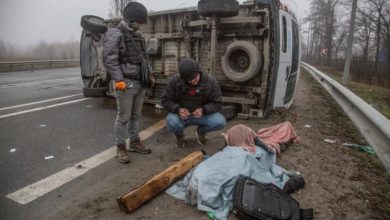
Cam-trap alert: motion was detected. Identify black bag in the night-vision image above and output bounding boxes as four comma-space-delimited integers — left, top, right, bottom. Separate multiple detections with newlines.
233, 177, 313, 220
139, 58, 154, 88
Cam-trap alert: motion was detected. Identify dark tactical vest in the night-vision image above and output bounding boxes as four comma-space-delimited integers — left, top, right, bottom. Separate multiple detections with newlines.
176, 79, 210, 113
117, 27, 146, 65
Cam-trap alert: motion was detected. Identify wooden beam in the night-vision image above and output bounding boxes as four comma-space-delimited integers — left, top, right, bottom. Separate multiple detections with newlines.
116, 150, 204, 213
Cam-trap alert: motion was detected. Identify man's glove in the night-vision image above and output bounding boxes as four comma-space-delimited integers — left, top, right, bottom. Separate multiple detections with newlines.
115, 81, 126, 91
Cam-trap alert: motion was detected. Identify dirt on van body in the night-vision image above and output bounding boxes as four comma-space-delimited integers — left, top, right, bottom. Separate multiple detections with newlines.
50, 70, 389, 219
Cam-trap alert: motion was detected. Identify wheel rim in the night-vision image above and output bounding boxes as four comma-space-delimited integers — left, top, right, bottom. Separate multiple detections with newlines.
229, 49, 250, 73
88, 17, 104, 25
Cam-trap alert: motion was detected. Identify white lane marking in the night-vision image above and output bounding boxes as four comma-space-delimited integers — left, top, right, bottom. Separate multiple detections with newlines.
6, 119, 167, 205
0, 94, 82, 111
0, 98, 89, 119
0, 77, 80, 89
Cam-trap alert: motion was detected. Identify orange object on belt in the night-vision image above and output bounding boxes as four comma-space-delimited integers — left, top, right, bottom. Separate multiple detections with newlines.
115, 81, 126, 91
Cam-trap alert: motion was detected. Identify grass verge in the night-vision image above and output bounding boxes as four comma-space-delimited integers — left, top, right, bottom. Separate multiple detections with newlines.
314, 66, 390, 119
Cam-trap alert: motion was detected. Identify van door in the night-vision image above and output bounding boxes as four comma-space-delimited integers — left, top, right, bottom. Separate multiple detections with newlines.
284, 19, 300, 105
273, 11, 292, 107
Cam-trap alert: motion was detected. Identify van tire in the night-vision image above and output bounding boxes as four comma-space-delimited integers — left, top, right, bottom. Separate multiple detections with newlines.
81, 15, 107, 34
83, 87, 107, 97
198, 0, 239, 18
221, 41, 262, 82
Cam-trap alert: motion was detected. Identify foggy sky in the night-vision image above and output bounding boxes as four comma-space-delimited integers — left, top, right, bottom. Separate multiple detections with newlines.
0, 0, 310, 48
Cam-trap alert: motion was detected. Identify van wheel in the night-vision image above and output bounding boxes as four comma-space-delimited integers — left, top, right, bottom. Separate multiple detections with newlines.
221, 41, 262, 82
83, 87, 107, 97
198, 0, 239, 18
80, 15, 107, 34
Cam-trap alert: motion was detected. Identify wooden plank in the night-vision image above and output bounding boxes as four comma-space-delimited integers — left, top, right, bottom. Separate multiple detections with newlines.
116, 150, 204, 213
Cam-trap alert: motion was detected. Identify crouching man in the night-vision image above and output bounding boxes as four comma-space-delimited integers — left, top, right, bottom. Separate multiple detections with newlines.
161, 58, 226, 147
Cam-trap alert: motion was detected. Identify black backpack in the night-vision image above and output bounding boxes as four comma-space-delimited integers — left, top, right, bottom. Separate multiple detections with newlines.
233, 177, 313, 220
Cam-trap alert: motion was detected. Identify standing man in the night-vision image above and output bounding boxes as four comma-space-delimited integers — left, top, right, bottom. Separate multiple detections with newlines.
103, 2, 151, 164
161, 58, 226, 147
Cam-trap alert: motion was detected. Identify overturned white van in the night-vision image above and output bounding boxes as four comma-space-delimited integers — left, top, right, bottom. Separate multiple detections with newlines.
80, 0, 300, 118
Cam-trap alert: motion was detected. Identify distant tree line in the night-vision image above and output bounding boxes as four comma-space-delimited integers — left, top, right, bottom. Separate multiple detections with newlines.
0, 39, 79, 62
302, 0, 390, 88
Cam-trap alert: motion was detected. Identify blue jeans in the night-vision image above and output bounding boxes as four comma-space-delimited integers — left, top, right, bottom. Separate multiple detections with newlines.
166, 112, 226, 136
114, 80, 145, 145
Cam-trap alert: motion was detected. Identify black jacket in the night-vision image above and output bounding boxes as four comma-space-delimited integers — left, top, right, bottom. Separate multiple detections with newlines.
161, 73, 222, 114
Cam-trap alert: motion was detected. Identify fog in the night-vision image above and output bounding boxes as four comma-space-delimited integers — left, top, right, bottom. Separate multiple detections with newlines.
0, 0, 309, 49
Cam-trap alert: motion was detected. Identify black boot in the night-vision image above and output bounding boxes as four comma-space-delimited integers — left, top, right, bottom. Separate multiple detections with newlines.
283, 175, 305, 193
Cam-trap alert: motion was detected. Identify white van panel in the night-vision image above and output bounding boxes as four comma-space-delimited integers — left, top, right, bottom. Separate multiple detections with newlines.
274, 10, 293, 108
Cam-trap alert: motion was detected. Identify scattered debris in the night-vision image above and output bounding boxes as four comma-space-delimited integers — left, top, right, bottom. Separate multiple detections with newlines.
76, 164, 85, 169
154, 207, 159, 216
207, 212, 216, 219
10, 148, 16, 153
324, 139, 336, 144
66, 146, 71, 150
154, 104, 164, 112
304, 124, 312, 128
40, 124, 47, 128
343, 143, 375, 155
45, 155, 54, 160
86, 105, 92, 108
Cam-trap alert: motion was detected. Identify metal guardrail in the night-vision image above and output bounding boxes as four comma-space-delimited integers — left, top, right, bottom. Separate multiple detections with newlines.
0, 59, 80, 72
301, 62, 390, 171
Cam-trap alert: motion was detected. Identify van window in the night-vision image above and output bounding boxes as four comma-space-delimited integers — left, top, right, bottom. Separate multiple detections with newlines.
282, 16, 287, 53
290, 20, 299, 73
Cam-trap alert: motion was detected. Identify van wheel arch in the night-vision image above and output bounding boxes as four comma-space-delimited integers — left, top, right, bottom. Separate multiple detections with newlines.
221, 41, 262, 82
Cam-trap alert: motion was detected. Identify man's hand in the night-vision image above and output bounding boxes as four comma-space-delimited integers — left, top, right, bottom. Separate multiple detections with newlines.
192, 108, 203, 118
179, 108, 190, 120
115, 81, 126, 91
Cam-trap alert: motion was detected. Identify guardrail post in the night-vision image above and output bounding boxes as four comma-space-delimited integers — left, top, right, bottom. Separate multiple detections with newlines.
30, 64, 34, 72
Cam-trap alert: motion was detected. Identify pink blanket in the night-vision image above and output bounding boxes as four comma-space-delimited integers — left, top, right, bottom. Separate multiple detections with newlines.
224, 121, 300, 154
257, 121, 300, 154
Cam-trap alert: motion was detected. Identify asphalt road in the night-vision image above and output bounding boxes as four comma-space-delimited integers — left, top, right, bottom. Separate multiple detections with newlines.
1, 68, 385, 220
0, 68, 166, 219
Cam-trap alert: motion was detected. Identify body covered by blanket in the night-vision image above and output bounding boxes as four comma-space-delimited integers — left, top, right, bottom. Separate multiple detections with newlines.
257, 121, 300, 154
166, 146, 290, 220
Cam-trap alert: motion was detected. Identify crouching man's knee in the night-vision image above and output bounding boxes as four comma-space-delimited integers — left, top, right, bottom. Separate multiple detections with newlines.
209, 112, 226, 131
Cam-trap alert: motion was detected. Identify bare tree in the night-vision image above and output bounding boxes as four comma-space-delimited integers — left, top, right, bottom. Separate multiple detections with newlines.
367, 0, 386, 70
109, 0, 133, 18
379, 2, 390, 71
333, 27, 348, 66
323, 0, 341, 65
304, 0, 342, 65
356, 4, 375, 66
